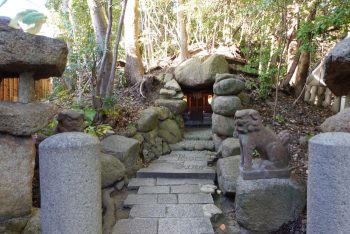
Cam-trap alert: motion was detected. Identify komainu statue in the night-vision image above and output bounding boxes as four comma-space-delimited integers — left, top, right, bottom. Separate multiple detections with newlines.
234, 109, 291, 180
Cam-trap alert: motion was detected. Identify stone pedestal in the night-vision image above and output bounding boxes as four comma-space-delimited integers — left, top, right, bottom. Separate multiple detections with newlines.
39, 132, 102, 234
0, 134, 35, 219
235, 176, 305, 233
308, 132, 350, 234
217, 156, 240, 194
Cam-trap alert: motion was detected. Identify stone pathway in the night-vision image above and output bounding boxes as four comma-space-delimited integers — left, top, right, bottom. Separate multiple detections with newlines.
112, 128, 218, 234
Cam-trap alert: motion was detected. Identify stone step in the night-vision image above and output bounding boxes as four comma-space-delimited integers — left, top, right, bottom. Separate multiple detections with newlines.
137, 161, 215, 180
128, 178, 214, 190
184, 128, 213, 140
170, 140, 215, 151
112, 217, 214, 234
155, 150, 216, 163
129, 204, 206, 218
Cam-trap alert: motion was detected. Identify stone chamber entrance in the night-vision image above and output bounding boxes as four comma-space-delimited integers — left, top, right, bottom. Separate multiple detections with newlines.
182, 88, 213, 127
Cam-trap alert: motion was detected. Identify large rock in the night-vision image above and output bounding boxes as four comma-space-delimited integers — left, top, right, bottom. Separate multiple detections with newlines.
0, 24, 68, 78
158, 119, 182, 144
101, 135, 140, 171
324, 37, 350, 96
0, 102, 57, 136
217, 156, 240, 194
22, 208, 41, 234
55, 110, 85, 133
174, 55, 229, 88
155, 99, 187, 115
164, 79, 181, 91
212, 113, 235, 137
137, 108, 159, 132
235, 177, 306, 232
213, 133, 226, 152
159, 88, 176, 98
149, 106, 173, 121
100, 153, 126, 188
211, 96, 242, 116
0, 134, 35, 219
320, 107, 350, 133
220, 137, 240, 157
0, 215, 30, 234
213, 76, 245, 95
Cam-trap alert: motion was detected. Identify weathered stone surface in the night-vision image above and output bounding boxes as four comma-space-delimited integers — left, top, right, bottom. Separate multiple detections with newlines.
137, 108, 159, 132
217, 156, 240, 194
101, 135, 140, 171
171, 184, 201, 193
129, 205, 166, 218
237, 92, 250, 106
235, 177, 305, 232
112, 218, 158, 234
0, 102, 57, 136
128, 178, 156, 190
212, 96, 242, 116
167, 204, 205, 217
174, 55, 229, 89
22, 208, 41, 234
0, 25, 68, 78
324, 37, 350, 96
158, 218, 214, 234
203, 204, 223, 222
178, 193, 214, 204
158, 119, 182, 144
0, 134, 34, 219
164, 73, 174, 83
213, 133, 226, 151
212, 113, 235, 137
157, 178, 214, 186
124, 194, 158, 207
160, 88, 176, 98
0, 215, 30, 234
138, 186, 170, 194
173, 92, 185, 100
100, 153, 126, 188
157, 194, 178, 204
320, 107, 350, 133
215, 73, 239, 83
39, 132, 102, 234
213, 77, 245, 95
308, 132, 350, 234
174, 115, 185, 129
164, 79, 181, 91
150, 106, 173, 121
170, 140, 215, 151
55, 110, 84, 133
184, 128, 212, 140
155, 99, 187, 115
221, 137, 240, 157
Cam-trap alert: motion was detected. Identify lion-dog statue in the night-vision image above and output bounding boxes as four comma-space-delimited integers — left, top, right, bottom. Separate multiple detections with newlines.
234, 109, 291, 180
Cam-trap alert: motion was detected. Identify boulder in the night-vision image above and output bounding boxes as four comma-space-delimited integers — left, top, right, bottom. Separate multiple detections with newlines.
174, 115, 185, 129
217, 156, 240, 194
237, 92, 250, 106
55, 110, 85, 133
212, 113, 235, 137
101, 135, 140, 171
159, 88, 177, 98
213, 77, 245, 95
158, 119, 182, 144
235, 177, 306, 233
324, 37, 350, 96
164, 79, 181, 91
0, 134, 34, 219
0, 102, 57, 136
0, 215, 30, 234
137, 108, 159, 132
149, 106, 173, 121
220, 137, 240, 157
213, 133, 226, 152
0, 24, 68, 78
212, 96, 242, 116
164, 73, 174, 83
22, 208, 41, 234
100, 153, 126, 188
175, 55, 229, 89
173, 92, 185, 100
155, 99, 187, 115
215, 73, 239, 83
320, 108, 350, 133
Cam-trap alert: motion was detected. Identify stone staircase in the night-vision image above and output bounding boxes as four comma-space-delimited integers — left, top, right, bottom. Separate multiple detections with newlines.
112, 128, 218, 234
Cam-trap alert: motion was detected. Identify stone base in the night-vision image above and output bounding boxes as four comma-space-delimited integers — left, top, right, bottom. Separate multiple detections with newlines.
235, 176, 305, 233
241, 166, 290, 180
217, 156, 240, 194
0, 134, 35, 219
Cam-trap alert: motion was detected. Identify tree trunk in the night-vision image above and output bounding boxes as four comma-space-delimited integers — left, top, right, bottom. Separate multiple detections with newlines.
177, 0, 189, 62
124, 0, 144, 86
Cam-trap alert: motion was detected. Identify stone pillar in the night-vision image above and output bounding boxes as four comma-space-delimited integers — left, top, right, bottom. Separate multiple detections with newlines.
308, 132, 350, 234
18, 72, 35, 103
331, 96, 341, 113
39, 132, 102, 234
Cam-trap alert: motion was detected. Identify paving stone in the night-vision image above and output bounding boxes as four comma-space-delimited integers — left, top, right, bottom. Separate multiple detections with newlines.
138, 186, 170, 194
158, 218, 214, 234
166, 204, 205, 217
158, 194, 178, 204
137, 162, 216, 180
129, 204, 166, 218
171, 184, 201, 193
156, 151, 215, 162
184, 128, 213, 140
124, 194, 157, 207
157, 178, 214, 186
170, 140, 215, 151
112, 218, 158, 234
128, 178, 156, 190
178, 193, 214, 204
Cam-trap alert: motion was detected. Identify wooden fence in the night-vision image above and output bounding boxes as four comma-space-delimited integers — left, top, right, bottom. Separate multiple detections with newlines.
0, 78, 52, 102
